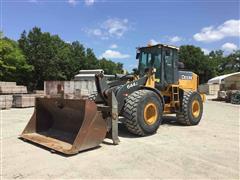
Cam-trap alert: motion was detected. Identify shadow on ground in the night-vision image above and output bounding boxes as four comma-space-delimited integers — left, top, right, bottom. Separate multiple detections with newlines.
118, 115, 183, 138
19, 115, 183, 156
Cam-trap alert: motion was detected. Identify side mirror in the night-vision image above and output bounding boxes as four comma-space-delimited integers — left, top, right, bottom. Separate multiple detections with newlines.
178, 61, 185, 69
136, 48, 140, 59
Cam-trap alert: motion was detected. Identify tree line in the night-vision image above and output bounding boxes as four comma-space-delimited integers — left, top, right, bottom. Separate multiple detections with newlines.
0, 27, 239, 90
179, 46, 240, 83
0, 27, 123, 90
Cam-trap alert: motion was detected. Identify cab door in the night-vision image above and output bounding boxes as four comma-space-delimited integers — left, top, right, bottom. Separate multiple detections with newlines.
163, 48, 178, 84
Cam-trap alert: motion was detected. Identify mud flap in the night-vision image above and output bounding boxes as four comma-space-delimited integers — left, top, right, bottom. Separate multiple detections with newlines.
20, 98, 107, 155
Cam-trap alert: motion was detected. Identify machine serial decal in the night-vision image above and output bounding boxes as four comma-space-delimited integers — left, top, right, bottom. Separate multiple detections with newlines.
127, 82, 138, 89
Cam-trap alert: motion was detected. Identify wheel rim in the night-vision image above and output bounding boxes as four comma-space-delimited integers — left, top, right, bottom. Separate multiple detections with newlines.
144, 103, 158, 125
192, 100, 200, 118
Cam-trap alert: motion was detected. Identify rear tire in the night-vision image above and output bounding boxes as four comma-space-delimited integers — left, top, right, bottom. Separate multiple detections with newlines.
177, 91, 203, 125
123, 90, 163, 136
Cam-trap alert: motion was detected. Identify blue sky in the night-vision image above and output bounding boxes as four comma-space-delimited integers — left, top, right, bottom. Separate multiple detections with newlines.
2, 0, 240, 71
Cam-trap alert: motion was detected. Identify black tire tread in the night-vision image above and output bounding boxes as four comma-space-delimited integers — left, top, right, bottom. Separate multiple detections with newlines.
177, 91, 202, 125
123, 90, 152, 136
177, 91, 192, 125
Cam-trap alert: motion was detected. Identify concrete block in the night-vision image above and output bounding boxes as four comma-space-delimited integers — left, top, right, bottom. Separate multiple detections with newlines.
13, 94, 36, 108
0, 85, 27, 94
0, 95, 13, 109
0, 81, 16, 86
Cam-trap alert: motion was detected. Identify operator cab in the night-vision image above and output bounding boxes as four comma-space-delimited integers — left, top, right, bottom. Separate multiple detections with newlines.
136, 44, 179, 88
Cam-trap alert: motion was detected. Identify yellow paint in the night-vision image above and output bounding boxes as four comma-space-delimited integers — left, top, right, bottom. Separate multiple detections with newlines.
163, 103, 172, 114
192, 100, 200, 118
144, 103, 158, 125
145, 74, 155, 88
142, 71, 204, 115
179, 72, 198, 91
200, 93, 206, 102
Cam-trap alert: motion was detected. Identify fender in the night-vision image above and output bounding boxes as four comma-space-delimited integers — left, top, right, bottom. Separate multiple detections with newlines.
140, 86, 165, 108
114, 77, 148, 113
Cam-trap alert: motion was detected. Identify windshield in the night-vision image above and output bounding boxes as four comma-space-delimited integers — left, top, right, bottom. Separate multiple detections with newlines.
138, 50, 161, 79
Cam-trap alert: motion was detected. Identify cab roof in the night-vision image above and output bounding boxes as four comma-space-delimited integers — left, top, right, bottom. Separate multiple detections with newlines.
138, 43, 179, 50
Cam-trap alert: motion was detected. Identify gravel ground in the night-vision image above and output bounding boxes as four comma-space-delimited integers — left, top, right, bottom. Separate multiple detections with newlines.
1, 100, 239, 179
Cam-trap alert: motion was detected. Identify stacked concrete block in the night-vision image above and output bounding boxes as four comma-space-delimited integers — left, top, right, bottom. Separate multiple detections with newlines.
12, 94, 37, 108
74, 80, 95, 95
0, 82, 23, 109
33, 90, 45, 95
0, 85, 27, 94
0, 81, 16, 86
74, 89, 90, 99
0, 95, 13, 109
0, 81, 41, 109
63, 81, 75, 99
44, 80, 93, 99
199, 84, 220, 95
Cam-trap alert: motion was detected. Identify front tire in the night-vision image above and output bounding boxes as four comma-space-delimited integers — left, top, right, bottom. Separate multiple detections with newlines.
177, 91, 203, 125
123, 90, 163, 136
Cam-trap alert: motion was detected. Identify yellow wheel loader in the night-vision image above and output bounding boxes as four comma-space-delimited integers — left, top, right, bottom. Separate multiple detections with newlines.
20, 44, 205, 155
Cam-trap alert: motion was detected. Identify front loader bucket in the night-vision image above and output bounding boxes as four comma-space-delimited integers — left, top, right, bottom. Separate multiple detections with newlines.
20, 98, 107, 155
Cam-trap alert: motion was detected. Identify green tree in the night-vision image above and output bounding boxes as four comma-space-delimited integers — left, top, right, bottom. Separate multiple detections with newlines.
70, 41, 86, 74
219, 50, 240, 74
207, 50, 225, 76
0, 37, 33, 84
17, 27, 124, 89
18, 27, 73, 89
99, 58, 123, 74
85, 48, 99, 69
179, 45, 213, 83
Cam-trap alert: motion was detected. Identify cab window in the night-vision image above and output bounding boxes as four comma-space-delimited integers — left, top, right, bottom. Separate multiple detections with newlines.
164, 49, 174, 83
139, 51, 161, 79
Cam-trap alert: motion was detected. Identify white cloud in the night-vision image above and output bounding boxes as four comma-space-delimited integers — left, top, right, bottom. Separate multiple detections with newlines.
92, 29, 102, 36
201, 48, 210, 55
102, 18, 129, 38
100, 50, 130, 59
149, 36, 182, 45
85, 18, 130, 39
194, 19, 240, 42
68, 0, 78, 5
85, 28, 108, 39
149, 39, 159, 45
110, 44, 118, 49
169, 36, 182, 43
221, 42, 238, 52
85, 0, 95, 6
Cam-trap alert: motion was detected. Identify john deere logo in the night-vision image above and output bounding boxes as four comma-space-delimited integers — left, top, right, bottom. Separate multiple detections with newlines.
181, 75, 192, 80
127, 82, 138, 89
